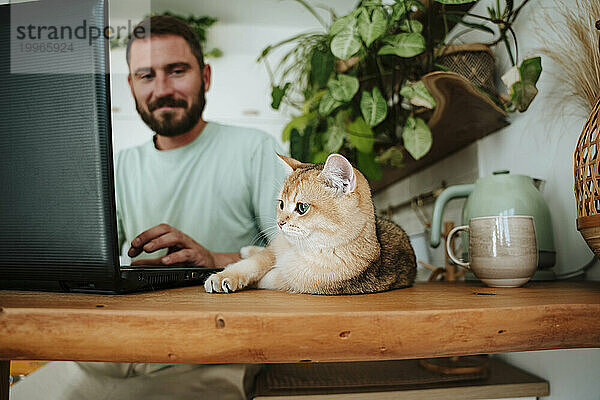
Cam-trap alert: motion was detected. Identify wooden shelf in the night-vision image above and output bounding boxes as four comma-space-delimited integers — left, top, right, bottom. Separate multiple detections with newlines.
0, 281, 598, 364
253, 357, 549, 399
370, 72, 508, 193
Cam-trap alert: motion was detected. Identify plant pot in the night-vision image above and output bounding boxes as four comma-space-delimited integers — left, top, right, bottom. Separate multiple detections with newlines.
437, 43, 497, 96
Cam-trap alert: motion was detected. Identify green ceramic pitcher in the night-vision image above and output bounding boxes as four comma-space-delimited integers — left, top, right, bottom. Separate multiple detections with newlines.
430, 170, 556, 269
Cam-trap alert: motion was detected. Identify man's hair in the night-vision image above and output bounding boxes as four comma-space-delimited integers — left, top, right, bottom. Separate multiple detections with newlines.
126, 15, 205, 70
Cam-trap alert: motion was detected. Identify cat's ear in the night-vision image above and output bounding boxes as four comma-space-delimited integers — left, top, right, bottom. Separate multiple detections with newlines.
320, 153, 357, 195
277, 154, 305, 174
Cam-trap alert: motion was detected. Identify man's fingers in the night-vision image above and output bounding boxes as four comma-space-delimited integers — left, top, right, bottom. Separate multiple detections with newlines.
161, 249, 196, 265
127, 225, 186, 257
142, 231, 186, 254
128, 246, 143, 258
126, 224, 201, 265
130, 224, 174, 250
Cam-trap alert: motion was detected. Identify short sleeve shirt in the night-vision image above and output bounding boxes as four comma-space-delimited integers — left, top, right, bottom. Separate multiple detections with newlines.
114, 122, 287, 261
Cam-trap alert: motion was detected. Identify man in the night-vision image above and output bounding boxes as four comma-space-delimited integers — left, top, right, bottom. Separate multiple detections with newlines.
12, 15, 286, 400
119, 15, 284, 268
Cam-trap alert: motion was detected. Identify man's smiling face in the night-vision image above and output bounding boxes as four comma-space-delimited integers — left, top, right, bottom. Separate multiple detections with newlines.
128, 34, 209, 137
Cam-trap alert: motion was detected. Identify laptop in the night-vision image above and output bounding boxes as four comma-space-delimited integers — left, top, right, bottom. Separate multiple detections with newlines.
0, 0, 223, 293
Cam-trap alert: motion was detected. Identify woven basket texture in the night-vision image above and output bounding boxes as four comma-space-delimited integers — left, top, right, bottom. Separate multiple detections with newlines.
575, 97, 600, 218
437, 44, 496, 95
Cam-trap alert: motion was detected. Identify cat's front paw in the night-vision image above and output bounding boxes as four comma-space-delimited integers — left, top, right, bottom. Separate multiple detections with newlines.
204, 270, 250, 293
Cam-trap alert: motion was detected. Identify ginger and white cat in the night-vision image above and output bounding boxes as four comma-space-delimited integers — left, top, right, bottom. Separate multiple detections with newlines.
204, 153, 416, 295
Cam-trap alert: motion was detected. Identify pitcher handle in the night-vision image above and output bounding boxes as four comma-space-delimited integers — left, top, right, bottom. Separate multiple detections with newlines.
430, 184, 474, 247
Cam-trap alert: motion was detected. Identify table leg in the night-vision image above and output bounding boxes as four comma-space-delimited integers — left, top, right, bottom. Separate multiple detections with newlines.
0, 360, 9, 400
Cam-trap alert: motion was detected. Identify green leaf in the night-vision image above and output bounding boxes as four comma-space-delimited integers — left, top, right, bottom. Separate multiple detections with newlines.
360, 87, 388, 127
331, 27, 363, 60
376, 146, 404, 168
204, 48, 223, 58
357, 7, 388, 47
399, 81, 436, 109
271, 83, 290, 110
400, 19, 423, 33
323, 119, 346, 153
377, 32, 425, 58
390, 2, 408, 23
318, 91, 344, 116
402, 117, 432, 160
509, 57, 542, 112
330, 14, 356, 36
357, 150, 382, 180
302, 90, 327, 114
362, 0, 383, 6
510, 81, 538, 112
327, 74, 360, 102
347, 116, 375, 153
312, 151, 329, 164
290, 126, 313, 163
310, 50, 334, 88
519, 56, 542, 85
433, 0, 476, 4
282, 112, 316, 142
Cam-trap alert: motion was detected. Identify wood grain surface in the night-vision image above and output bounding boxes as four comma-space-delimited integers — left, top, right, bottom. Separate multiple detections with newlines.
0, 282, 599, 364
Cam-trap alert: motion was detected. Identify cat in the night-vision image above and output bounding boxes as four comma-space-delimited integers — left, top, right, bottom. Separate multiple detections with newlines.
204, 153, 416, 295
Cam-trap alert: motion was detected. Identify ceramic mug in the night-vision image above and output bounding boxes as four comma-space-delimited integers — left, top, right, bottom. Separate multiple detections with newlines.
446, 216, 538, 287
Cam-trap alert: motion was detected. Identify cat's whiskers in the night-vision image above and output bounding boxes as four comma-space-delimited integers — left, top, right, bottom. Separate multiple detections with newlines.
249, 224, 279, 246
261, 227, 280, 242
250, 216, 277, 246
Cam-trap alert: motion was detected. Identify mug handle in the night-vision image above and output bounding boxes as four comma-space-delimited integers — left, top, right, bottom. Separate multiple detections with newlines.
446, 225, 470, 269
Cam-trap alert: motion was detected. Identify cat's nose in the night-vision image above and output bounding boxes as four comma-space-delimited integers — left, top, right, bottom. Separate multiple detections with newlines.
278, 220, 287, 228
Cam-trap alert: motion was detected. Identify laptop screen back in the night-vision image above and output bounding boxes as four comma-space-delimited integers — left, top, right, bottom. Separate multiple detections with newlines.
0, 0, 118, 283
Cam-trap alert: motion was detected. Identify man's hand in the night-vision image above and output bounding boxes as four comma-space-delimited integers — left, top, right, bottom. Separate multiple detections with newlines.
128, 224, 216, 267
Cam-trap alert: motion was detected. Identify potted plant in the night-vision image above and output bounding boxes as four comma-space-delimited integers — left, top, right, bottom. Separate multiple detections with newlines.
259, 0, 542, 181
110, 12, 223, 59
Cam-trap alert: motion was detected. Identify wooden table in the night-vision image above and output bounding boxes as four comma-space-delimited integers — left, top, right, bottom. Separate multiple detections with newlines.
2, 281, 600, 398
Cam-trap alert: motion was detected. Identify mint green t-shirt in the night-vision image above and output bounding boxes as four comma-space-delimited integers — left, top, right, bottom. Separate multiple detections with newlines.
114, 122, 287, 261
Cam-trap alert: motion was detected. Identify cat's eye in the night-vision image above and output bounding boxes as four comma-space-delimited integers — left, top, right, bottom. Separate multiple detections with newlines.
295, 202, 310, 215
278, 200, 284, 210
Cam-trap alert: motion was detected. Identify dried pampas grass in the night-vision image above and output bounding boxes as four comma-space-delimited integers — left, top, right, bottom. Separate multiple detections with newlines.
535, 0, 600, 113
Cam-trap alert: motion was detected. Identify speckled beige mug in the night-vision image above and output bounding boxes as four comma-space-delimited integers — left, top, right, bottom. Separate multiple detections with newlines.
447, 216, 538, 287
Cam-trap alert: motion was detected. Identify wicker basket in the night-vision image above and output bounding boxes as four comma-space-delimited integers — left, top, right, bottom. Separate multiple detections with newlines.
575, 97, 600, 256
437, 43, 497, 96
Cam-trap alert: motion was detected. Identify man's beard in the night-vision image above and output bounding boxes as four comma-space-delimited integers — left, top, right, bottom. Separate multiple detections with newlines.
135, 83, 206, 137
